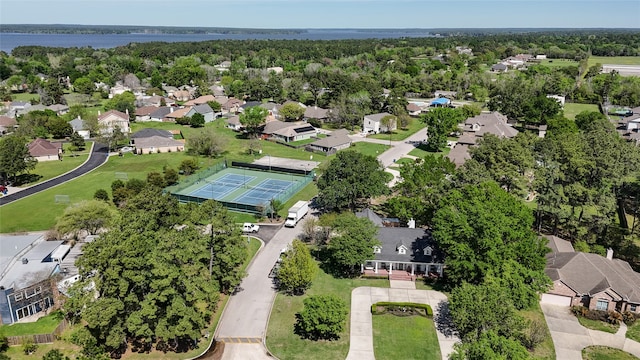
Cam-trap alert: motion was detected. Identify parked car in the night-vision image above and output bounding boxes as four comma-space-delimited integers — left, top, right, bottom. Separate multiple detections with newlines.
242, 223, 260, 233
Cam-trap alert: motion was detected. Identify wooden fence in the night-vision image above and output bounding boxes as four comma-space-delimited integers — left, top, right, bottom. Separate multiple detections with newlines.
7, 319, 69, 346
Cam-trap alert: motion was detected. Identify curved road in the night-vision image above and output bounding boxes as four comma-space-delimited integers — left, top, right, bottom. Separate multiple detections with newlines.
0, 142, 109, 206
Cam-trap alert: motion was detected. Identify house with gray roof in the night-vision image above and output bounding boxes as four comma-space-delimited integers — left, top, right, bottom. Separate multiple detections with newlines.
0, 234, 65, 324
265, 120, 317, 143
356, 209, 444, 279
307, 128, 352, 154
542, 235, 640, 313
130, 128, 184, 154
363, 112, 396, 134
188, 104, 215, 122
304, 106, 330, 122
69, 117, 90, 139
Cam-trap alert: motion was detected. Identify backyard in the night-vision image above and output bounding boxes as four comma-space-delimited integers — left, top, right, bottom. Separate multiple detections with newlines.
563, 103, 600, 120
348, 142, 390, 158
266, 269, 389, 360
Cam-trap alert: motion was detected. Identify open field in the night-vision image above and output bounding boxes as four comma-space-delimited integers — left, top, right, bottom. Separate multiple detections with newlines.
582, 346, 640, 360
266, 269, 389, 360
372, 314, 440, 360
10, 93, 40, 102
588, 56, 640, 66
563, 103, 600, 120
537, 59, 579, 68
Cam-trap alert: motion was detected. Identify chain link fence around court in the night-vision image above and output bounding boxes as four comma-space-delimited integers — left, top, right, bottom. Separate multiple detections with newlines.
166, 161, 313, 215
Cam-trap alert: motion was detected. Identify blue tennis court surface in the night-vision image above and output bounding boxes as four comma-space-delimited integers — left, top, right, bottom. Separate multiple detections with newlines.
233, 179, 294, 205
188, 174, 255, 200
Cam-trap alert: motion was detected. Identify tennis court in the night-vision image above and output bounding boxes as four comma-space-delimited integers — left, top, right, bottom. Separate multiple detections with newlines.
169, 164, 313, 214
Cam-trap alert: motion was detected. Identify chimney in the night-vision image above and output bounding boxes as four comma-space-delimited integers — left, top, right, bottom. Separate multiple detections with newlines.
606, 248, 614, 260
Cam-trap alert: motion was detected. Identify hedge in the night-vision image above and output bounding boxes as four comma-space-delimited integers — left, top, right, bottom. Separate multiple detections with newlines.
371, 302, 433, 317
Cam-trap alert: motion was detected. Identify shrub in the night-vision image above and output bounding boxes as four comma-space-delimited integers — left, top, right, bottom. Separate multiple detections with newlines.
607, 311, 623, 325
22, 338, 38, 355
370, 301, 433, 317
622, 311, 638, 325
520, 319, 548, 350
294, 295, 348, 341
93, 188, 110, 202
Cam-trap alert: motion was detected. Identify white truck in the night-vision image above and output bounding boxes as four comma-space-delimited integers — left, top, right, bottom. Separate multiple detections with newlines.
284, 201, 309, 227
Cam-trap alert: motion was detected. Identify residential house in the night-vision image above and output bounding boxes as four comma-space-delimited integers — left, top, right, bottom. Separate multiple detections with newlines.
363, 112, 395, 134
130, 128, 184, 154
215, 61, 232, 72
267, 66, 284, 74
0, 115, 18, 136
135, 106, 159, 122
434, 90, 457, 99
430, 98, 451, 107
406, 103, 422, 117
542, 235, 640, 313
69, 117, 90, 139
149, 107, 174, 122
28, 138, 62, 161
209, 85, 225, 97
184, 95, 215, 106
304, 106, 330, 122
356, 209, 444, 279
307, 128, 352, 154
9, 101, 30, 117
47, 104, 69, 116
172, 90, 191, 102
163, 85, 179, 98
225, 115, 242, 131
0, 234, 66, 324
98, 110, 130, 134
164, 107, 192, 123
222, 98, 244, 114
260, 102, 280, 120
463, 112, 519, 138
187, 104, 215, 123
491, 63, 509, 72
263, 120, 317, 143
108, 83, 131, 99
446, 144, 471, 168
547, 95, 566, 108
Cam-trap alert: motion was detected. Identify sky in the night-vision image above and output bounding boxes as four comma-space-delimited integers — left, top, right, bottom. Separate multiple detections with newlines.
1, 0, 639, 29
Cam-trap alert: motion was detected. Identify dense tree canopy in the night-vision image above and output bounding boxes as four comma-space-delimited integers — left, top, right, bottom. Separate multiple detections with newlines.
317, 150, 388, 211
277, 239, 318, 295
432, 182, 550, 308
0, 135, 37, 183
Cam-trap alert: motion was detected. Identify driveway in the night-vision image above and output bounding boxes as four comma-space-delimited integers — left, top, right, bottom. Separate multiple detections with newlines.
0, 142, 109, 206
541, 303, 640, 359
351, 127, 428, 168
215, 220, 308, 359
346, 287, 459, 360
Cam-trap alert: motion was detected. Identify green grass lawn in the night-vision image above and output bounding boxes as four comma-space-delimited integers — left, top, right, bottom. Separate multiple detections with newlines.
372, 314, 440, 360
408, 144, 450, 159
0, 151, 194, 233
576, 316, 619, 334
366, 119, 426, 141
348, 142, 390, 158
3, 341, 81, 360
266, 269, 389, 360
588, 56, 640, 66
0, 311, 63, 337
627, 321, 640, 343
537, 59, 579, 68
563, 103, 600, 120
11, 93, 40, 102
582, 346, 640, 360
519, 303, 556, 360
17, 143, 91, 187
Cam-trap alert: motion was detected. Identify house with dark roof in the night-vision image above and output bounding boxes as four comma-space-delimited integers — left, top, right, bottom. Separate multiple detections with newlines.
307, 128, 352, 154
542, 235, 640, 313
356, 209, 444, 279
135, 106, 159, 121
28, 138, 62, 162
491, 63, 508, 72
187, 104, 215, 122
463, 112, 519, 138
149, 107, 174, 122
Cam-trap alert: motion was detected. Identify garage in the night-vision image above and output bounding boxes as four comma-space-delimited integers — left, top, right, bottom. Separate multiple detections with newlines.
541, 293, 572, 307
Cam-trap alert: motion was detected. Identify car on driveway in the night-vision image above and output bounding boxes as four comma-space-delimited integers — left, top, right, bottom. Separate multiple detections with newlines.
242, 223, 260, 233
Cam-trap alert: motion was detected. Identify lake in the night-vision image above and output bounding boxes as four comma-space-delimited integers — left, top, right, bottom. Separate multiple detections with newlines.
0, 30, 437, 53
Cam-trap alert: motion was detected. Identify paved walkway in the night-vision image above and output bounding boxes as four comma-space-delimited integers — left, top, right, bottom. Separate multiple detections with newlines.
346, 287, 459, 360
0, 142, 108, 206
350, 127, 429, 168
541, 303, 640, 359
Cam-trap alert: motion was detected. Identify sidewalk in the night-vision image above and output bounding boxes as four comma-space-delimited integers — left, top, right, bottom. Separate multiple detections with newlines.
346, 287, 459, 360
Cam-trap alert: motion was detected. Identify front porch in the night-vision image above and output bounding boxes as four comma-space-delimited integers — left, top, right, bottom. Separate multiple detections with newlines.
361, 260, 443, 280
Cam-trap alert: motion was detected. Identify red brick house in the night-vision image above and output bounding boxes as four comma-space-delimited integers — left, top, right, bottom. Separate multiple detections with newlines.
542, 235, 640, 313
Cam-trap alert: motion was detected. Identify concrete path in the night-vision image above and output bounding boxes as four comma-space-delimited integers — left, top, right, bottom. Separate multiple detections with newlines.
349, 128, 429, 169
384, 168, 401, 187
346, 287, 459, 360
0, 142, 108, 206
541, 303, 640, 359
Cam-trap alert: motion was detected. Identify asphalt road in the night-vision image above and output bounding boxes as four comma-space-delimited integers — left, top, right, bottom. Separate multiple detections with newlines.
0, 142, 109, 206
